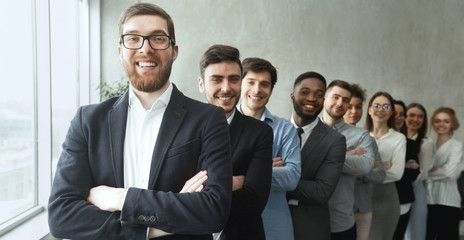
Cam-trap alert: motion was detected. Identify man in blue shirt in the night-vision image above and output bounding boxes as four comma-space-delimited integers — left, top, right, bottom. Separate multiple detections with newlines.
239, 57, 301, 240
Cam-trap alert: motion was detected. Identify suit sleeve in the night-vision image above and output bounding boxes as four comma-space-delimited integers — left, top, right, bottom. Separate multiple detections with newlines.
231, 125, 273, 214
290, 134, 346, 205
343, 131, 375, 176
48, 107, 139, 239
271, 125, 301, 191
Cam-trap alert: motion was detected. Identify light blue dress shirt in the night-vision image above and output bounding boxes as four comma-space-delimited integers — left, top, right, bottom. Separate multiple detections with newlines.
253, 108, 301, 240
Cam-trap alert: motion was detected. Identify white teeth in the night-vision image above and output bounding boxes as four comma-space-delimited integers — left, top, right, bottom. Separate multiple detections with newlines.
250, 96, 261, 100
304, 104, 315, 109
219, 97, 231, 100
138, 62, 156, 67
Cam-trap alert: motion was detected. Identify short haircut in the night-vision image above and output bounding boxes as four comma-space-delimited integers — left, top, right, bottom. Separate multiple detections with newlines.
293, 71, 326, 90
431, 107, 460, 135
199, 44, 242, 79
118, 3, 176, 44
365, 91, 396, 131
242, 58, 277, 90
350, 84, 366, 102
327, 80, 353, 97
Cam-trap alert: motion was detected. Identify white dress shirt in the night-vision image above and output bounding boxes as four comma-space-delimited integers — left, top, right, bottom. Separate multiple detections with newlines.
124, 83, 173, 189
290, 115, 319, 148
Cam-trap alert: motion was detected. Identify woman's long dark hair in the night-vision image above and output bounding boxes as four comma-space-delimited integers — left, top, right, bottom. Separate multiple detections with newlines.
406, 103, 428, 155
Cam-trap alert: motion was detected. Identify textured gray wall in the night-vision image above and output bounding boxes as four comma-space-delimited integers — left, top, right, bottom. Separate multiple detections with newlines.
101, 0, 464, 142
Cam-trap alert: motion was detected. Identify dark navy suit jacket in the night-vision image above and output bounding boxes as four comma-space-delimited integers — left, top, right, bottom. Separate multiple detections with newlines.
48, 84, 232, 240
222, 109, 273, 240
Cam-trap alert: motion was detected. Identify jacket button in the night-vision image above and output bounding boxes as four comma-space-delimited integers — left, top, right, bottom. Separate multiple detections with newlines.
149, 216, 156, 222
138, 215, 145, 221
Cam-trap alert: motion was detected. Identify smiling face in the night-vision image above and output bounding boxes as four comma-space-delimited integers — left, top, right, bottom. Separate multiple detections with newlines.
118, 14, 178, 92
324, 86, 351, 121
432, 112, 453, 136
344, 97, 363, 125
368, 96, 393, 126
406, 107, 425, 133
198, 61, 242, 118
240, 71, 272, 115
291, 78, 325, 126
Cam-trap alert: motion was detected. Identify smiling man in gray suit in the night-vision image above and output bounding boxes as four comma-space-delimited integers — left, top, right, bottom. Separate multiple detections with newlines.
48, 3, 232, 240
287, 71, 346, 240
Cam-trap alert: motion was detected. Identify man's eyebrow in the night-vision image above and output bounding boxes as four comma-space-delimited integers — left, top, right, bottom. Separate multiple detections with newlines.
123, 30, 168, 35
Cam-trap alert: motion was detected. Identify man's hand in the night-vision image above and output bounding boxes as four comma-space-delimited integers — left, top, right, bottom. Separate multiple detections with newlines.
232, 175, 245, 191
87, 185, 127, 212
272, 157, 285, 167
346, 147, 367, 156
405, 159, 419, 169
180, 170, 208, 193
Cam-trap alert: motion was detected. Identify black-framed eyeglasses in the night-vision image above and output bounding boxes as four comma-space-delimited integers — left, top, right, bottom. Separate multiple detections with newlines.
120, 34, 174, 50
372, 103, 392, 110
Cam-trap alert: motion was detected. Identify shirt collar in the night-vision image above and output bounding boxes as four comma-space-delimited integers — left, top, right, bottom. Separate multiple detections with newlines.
128, 82, 173, 112
227, 108, 236, 125
291, 113, 319, 134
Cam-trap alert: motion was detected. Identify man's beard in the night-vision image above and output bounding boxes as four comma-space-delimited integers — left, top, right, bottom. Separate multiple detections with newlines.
326, 107, 345, 121
293, 99, 322, 123
123, 55, 173, 92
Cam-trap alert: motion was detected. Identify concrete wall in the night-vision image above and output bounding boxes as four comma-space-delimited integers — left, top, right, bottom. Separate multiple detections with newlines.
101, 0, 464, 142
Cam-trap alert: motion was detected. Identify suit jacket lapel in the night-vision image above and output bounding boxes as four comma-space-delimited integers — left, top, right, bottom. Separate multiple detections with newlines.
147, 85, 187, 189
301, 120, 327, 167
108, 92, 129, 188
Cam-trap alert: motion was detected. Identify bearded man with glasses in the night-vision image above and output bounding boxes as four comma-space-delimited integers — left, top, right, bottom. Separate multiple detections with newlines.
48, 3, 232, 240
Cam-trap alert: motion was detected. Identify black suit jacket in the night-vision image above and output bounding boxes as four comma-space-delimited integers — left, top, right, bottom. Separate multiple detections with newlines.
288, 119, 346, 240
48, 84, 232, 240
222, 110, 273, 240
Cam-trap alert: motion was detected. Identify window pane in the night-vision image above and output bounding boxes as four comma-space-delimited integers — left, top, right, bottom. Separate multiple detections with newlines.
0, 0, 36, 225
50, 0, 79, 172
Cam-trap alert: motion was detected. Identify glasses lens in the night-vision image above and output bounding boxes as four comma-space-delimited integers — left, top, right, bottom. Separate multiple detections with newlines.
148, 35, 170, 49
373, 103, 380, 109
122, 35, 143, 49
383, 105, 391, 110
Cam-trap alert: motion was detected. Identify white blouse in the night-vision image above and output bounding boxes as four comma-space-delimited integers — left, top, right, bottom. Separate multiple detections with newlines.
412, 135, 434, 183
426, 138, 464, 208
370, 128, 406, 184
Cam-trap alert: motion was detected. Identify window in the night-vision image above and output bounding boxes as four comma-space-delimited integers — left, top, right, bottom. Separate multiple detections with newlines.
0, 0, 97, 236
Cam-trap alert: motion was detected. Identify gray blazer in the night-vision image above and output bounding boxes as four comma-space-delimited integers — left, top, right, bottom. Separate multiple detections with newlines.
288, 120, 346, 240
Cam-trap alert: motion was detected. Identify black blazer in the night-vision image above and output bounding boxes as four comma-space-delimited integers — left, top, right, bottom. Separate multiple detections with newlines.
395, 139, 420, 204
288, 120, 346, 240
48, 84, 233, 240
222, 110, 273, 240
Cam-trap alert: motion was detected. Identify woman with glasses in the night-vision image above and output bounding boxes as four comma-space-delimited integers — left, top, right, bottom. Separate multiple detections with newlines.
391, 100, 420, 240
426, 107, 463, 240
344, 84, 386, 240
365, 92, 406, 240
404, 103, 434, 240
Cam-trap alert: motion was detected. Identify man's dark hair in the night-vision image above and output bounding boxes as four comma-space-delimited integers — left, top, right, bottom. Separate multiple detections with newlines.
242, 57, 277, 90
327, 80, 353, 97
293, 71, 326, 90
350, 84, 366, 102
199, 44, 242, 79
118, 3, 176, 44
